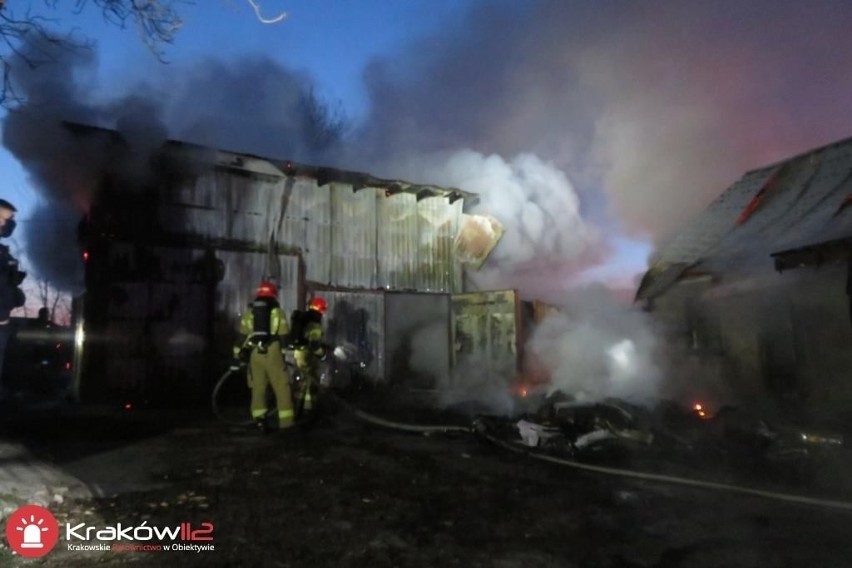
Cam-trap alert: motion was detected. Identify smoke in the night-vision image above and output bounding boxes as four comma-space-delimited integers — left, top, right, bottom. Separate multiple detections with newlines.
380, 150, 604, 300
351, 0, 852, 408
163, 57, 345, 164
526, 285, 662, 404
21, 202, 86, 294
358, 0, 852, 243
2, 35, 344, 292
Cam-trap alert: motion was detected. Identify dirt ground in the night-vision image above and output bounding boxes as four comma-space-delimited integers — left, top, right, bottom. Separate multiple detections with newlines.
2, 396, 852, 568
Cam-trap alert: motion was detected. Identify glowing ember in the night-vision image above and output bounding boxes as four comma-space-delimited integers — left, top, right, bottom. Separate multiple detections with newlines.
692, 402, 710, 419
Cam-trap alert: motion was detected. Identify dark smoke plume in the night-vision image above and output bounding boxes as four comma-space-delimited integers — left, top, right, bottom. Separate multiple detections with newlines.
2, 35, 345, 293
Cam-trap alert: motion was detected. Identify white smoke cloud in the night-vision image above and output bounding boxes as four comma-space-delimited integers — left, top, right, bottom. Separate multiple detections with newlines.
380, 150, 604, 300
360, 1, 852, 245
526, 285, 662, 404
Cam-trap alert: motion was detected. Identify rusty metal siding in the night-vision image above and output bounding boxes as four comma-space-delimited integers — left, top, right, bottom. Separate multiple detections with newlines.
321, 290, 385, 380
331, 185, 378, 288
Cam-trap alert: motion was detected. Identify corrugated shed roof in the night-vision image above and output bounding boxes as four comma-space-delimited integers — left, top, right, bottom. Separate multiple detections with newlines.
63, 121, 478, 203
638, 136, 852, 300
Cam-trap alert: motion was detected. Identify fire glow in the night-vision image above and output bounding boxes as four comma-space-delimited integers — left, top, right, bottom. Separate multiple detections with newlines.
693, 402, 710, 419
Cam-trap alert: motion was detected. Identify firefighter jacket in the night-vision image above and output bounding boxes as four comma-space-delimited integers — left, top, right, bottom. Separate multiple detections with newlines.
234, 297, 289, 356
301, 312, 325, 357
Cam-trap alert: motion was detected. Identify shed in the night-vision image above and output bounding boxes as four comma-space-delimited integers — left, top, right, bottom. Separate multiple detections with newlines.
637, 136, 852, 413
69, 124, 521, 404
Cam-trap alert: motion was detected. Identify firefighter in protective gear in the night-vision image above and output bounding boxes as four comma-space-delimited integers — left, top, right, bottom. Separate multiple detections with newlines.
292, 296, 327, 414
234, 281, 295, 430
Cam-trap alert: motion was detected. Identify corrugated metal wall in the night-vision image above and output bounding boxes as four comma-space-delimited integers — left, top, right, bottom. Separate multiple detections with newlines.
165, 170, 463, 294
83, 141, 480, 400
215, 251, 300, 322
331, 184, 378, 288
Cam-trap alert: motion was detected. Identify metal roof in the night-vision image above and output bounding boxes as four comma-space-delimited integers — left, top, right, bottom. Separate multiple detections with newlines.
638, 135, 852, 300
62, 121, 479, 204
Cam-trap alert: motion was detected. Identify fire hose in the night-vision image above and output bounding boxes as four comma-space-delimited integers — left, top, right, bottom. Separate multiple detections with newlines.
329, 396, 852, 513
211, 367, 253, 426
210, 343, 852, 512
211, 362, 310, 426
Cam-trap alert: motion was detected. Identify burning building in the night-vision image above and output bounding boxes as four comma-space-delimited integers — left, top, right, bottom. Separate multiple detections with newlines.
65, 124, 522, 405
637, 135, 852, 417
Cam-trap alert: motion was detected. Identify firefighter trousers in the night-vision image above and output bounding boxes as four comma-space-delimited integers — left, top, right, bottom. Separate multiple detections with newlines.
248, 345, 294, 428
293, 347, 319, 413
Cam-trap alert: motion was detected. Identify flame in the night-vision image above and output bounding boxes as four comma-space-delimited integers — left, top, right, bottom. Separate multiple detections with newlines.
693, 402, 710, 419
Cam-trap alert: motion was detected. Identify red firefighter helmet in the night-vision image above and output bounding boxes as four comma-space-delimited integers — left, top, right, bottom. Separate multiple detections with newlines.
255, 281, 277, 299
308, 296, 327, 314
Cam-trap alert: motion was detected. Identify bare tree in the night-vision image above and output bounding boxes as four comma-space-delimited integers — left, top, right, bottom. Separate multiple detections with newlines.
0, 1, 184, 104
0, 1, 288, 106
18, 276, 72, 325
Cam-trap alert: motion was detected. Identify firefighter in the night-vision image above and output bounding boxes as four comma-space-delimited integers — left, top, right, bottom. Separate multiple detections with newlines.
234, 280, 295, 431
292, 296, 327, 414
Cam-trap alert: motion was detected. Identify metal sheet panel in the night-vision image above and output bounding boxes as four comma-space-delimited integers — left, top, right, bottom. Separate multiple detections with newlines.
162, 168, 467, 294
378, 192, 418, 289
300, 179, 332, 284
384, 292, 451, 387
320, 290, 385, 381
416, 197, 462, 292
331, 184, 378, 288
163, 171, 288, 245
453, 213, 504, 270
215, 251, 300, 323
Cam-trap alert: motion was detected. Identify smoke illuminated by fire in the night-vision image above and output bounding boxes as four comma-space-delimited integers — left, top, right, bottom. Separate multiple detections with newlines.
359, 1, 852, 245
526, 286, 662, 403
380, 150, 603, 301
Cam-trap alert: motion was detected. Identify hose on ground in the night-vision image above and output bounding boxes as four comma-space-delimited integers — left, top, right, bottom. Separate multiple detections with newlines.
331, 394, 852, 513
470, 418, 852, 512
329, 393, 470, 434
211, 363, 310, 427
